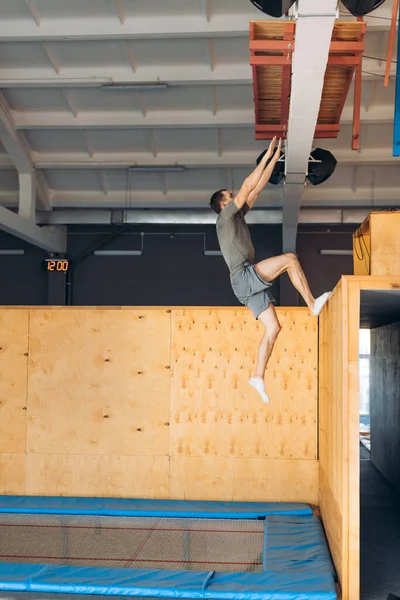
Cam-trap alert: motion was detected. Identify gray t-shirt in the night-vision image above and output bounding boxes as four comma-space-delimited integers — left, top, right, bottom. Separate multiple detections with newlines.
216, 200, 255, 277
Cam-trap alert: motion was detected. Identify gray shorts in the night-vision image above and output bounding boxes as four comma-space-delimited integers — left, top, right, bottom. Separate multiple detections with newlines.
230, 262, 275, 319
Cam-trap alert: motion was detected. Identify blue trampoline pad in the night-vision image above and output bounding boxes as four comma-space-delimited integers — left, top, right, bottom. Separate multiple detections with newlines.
0, 497, 312, 519
0, 510, 337, 600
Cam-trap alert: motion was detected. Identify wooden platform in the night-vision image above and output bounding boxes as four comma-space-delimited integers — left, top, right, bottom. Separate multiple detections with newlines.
319, 275, 400, 600
250, 20, 366, 141
353, 212, 400, 276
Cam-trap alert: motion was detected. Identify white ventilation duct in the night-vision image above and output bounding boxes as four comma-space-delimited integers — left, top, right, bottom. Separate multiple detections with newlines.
283, 0, 338, 252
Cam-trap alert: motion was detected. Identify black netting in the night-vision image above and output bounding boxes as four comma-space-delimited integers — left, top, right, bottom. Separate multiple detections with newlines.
0, 515, 264, 572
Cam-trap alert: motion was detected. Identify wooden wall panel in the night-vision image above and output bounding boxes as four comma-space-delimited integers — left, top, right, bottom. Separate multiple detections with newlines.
26, 309, 171, 456
170, 457, 318, 504
319, 281, 345, 581
370, 213, 400, 276
319, 278, 360, 600
370, 320, 400, 493
170, 308, 317, 460
0, 310, 29, 453
0, 454, 25, 494
26, 454, 170, 498
1, 306, 318, 504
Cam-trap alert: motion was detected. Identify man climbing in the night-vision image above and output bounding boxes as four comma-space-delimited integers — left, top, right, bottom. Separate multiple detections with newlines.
209, 137, 330, 403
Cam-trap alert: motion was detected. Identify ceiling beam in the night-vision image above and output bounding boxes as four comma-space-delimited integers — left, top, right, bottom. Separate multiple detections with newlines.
39, 186, 400, 209
11, 104, 396, 130
0, 14, 282, 42
0, 93, 32, 173
35, 207, 371, 227
28, 148, 400, 169
0, 10, 390, 42
0, 206, 66, 252
0, 58, 392, 89
0, 65, 255, 87
283, 0, 337, 252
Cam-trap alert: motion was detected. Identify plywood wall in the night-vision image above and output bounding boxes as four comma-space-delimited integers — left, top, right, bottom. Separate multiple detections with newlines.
0, 307, 318, 504
319, 278, 360, 600
370, 320, 400, 493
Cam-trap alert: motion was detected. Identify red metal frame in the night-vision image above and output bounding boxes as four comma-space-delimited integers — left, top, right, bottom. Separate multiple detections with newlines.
250, 20, 366, 146
352, 62, 362, 151
384, 0, 399, 87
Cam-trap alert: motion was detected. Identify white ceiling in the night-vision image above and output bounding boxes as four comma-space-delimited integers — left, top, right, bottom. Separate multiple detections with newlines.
0, 0, 398, 215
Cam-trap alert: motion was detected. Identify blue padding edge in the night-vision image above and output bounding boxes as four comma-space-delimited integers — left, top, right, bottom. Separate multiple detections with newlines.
0, 497, 312, 519
0, 564, 337, 599
263, 515, 335, 573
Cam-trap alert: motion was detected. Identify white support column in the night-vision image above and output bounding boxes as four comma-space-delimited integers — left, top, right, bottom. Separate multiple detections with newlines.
283, 0, 337, 252
0, 92, 51, 212
18, 172, 36, 220
0, 91, 63, 251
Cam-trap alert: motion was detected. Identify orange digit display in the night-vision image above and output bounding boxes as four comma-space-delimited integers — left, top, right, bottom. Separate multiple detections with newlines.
45, 259, 69, 272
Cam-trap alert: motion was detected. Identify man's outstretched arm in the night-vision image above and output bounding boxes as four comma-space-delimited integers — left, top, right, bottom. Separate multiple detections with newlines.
234, 137, 280, 210
246, 138, 282, 209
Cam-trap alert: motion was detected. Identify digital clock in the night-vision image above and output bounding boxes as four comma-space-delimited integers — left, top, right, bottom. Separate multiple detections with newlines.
44, 258, 69, 272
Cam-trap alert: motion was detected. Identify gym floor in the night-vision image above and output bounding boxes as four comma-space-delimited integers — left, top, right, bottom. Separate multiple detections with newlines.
361, 453, 400, 600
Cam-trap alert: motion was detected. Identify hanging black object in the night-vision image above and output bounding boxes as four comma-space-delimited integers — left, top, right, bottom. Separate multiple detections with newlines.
306, 148, 337, 186
248, 0, 296, 18
256, 149, 285, 185
341, 0, 387, 17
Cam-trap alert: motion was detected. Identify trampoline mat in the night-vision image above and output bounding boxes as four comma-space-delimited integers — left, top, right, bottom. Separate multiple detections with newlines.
0, 514, 264, 572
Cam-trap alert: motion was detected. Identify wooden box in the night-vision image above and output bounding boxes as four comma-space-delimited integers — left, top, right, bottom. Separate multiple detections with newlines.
353, 212, 400, 276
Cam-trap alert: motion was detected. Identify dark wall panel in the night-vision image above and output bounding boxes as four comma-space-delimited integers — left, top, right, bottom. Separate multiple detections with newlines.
370, 321, 400, 494
0, 231, 48, 305
0, 223, 357, 308
68, 225, 282, 306
296, 226, 356, 305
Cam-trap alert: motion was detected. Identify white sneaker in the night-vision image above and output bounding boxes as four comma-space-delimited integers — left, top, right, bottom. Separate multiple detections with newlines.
249, 377, 270, 403
312, 292, 331, 317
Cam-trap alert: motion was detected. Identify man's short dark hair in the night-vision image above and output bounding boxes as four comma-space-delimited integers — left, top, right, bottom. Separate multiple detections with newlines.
209, 189, 227, 214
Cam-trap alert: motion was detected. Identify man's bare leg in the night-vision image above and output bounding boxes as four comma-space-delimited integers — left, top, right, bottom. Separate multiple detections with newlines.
254, 253, 330, 315
249, 305, 281, 403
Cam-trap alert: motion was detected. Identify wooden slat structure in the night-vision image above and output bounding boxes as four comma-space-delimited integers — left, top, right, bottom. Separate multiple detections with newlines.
250, 20, 366, 141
